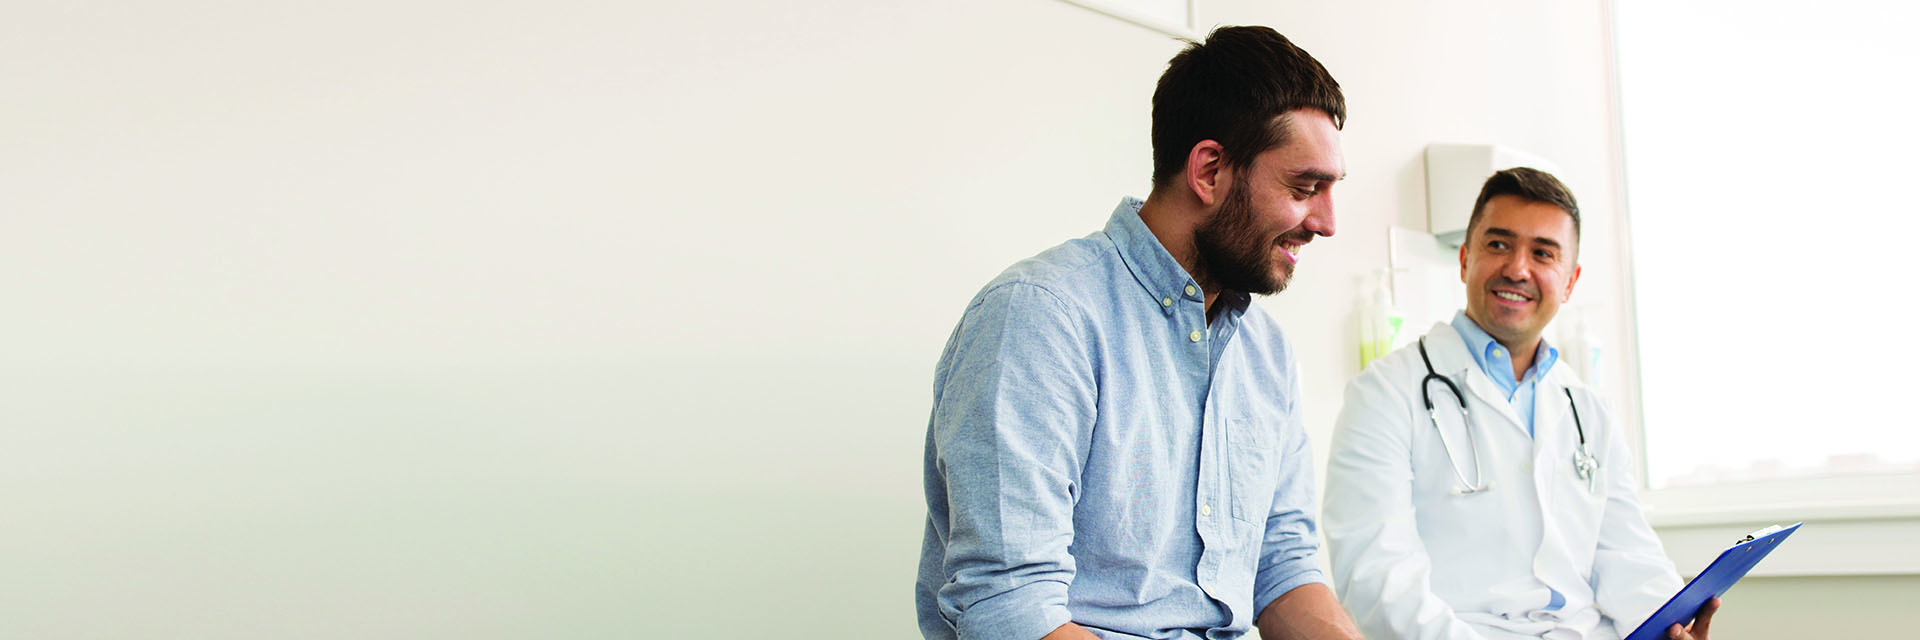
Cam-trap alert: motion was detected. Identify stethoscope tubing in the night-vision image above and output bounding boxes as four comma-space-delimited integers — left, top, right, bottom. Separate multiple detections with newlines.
1416, 336, 1595, 496
1418, 337, 1490, 494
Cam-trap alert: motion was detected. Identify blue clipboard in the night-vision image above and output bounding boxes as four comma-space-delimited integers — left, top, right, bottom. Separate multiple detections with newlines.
1622, 522, 1802, 640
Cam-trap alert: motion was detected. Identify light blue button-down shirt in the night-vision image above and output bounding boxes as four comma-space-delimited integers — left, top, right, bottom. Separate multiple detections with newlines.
917, 198, 1326, 640
1450, 310, 1559, 436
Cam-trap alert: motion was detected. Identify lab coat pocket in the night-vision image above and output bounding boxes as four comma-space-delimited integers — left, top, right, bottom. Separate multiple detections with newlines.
1228, 417, 1279, 524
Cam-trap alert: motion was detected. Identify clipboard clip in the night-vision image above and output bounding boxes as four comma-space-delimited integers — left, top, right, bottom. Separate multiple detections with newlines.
1736, 524, 1786, 545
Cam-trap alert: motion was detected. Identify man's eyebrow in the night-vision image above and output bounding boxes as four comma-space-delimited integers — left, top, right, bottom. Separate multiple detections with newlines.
1290, 169, 1347, 183
1482, 226, 1563, 249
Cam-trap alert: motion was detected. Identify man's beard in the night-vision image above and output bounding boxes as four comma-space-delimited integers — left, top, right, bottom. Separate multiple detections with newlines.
1192, 179, 1292, 296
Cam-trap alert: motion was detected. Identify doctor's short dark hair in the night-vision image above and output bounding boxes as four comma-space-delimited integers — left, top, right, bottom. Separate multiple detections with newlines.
1150, 26, 1345, 191
1466, 166, 1583, 248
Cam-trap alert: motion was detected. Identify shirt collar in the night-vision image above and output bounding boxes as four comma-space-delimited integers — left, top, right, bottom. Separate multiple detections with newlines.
1104, 197, 1248, 317
1450, 310, 1559, 386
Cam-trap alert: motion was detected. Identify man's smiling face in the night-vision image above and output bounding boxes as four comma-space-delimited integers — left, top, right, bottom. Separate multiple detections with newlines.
1459, 194, 1582, 351
1191, 109, 1343, 295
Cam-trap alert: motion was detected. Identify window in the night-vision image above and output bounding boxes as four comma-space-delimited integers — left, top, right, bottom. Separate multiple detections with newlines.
1616, 0, 1920, 492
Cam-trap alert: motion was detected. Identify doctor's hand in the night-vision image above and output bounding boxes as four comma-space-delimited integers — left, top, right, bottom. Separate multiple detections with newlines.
1666, 597, 1720, 640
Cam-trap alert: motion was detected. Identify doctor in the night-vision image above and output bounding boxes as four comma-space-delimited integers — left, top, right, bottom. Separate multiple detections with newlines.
1323, 168, 1718, 640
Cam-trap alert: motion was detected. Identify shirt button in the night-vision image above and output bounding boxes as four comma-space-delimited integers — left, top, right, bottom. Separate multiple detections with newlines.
1189, 330, 1203, 342
1185, 284, 1197, 296
1200, 503, 1212, 517
1494, 349, 1505, 357
1161, 297, 1173, 307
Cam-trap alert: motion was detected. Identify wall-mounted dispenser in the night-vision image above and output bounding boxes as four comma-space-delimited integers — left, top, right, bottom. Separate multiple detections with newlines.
1423, 143, 1563, 247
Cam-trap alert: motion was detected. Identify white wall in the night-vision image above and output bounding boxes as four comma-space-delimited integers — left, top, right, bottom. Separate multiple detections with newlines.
7, 2, 1886, 638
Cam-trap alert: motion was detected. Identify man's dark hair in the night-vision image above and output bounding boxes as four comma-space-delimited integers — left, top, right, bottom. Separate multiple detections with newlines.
1150, 26, 1345, 191
1466, 167, 1582, 251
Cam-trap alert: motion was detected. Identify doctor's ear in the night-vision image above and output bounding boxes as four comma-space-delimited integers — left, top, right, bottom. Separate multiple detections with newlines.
1563, 264, 1582, 301
1185, 140, 1228, 207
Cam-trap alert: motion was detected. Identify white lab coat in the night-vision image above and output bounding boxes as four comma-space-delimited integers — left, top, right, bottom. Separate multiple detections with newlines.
1324, 322, 1681, 640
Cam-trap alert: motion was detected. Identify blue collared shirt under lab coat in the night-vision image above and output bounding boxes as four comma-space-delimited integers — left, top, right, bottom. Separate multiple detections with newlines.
916, 198, 1325, 640
1450, 310, 1560, 436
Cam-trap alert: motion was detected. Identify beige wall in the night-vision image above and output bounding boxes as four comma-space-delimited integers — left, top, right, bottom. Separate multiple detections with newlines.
4, 1, 1905, 638
1693, 575, 1920, 639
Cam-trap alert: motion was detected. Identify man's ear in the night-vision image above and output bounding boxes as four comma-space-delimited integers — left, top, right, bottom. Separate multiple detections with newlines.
1185, 140, 1227, 207
1458, 242, 1469, 282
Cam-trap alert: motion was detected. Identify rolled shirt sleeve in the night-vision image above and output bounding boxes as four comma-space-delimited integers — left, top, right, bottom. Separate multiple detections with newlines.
1251, 422, 1328, 615
925, 282, 1096, 640
1253, 370, 1328, 616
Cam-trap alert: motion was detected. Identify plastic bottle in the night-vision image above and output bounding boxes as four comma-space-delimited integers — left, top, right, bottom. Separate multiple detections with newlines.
1359, 269, 1404, 369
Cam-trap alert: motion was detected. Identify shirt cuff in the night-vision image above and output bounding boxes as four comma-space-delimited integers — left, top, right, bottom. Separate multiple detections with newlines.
955, 580, 1073, 640
1253, 568, 1328, 622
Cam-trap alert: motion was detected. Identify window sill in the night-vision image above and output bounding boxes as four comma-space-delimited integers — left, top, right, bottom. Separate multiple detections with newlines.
1644, 473, 1920, 577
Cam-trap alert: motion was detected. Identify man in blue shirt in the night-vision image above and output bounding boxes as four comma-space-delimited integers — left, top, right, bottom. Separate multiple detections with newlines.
917, 27, 1363, 640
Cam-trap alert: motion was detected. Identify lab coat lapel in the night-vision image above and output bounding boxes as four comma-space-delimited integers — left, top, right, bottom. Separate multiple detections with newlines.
1532, 374, 1574, 457
1528, 369, 1588, 606
1421, 323, 1529, 438
1533, 372, 1594, 482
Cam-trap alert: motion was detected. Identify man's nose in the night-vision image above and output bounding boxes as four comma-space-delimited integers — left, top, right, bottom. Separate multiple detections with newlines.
1499, 253, 1530, 281
1304, 197, 1335, 237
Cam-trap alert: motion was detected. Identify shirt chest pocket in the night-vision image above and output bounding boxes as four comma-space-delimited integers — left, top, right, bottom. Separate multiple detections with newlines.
1227, 417, 1280, 524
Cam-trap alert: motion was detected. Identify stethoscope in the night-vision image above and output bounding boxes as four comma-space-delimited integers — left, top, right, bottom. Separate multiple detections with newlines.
1417, 337, 1599, 495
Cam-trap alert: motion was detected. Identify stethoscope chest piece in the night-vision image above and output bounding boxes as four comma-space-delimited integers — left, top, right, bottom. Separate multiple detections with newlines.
1563, 387, 1598, 492
1571, 444, 1598, 492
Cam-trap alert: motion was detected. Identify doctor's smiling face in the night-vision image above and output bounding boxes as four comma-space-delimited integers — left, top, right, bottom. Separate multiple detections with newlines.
1460, 193, 1582, 353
